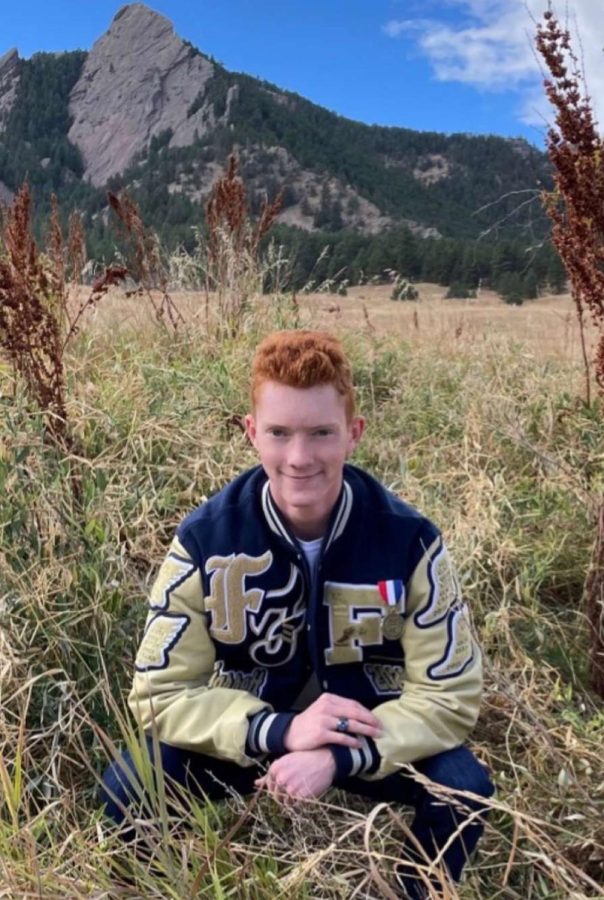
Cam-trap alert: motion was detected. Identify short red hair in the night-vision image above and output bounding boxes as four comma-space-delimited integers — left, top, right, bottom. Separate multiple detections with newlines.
251, 330, 356, 420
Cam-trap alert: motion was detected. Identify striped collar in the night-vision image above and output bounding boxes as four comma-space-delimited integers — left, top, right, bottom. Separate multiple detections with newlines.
260, 479, 353, 553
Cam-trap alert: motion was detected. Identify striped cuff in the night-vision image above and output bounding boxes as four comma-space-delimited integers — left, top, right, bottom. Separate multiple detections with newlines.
329, 737, 380, 782
246, 710, 297, 757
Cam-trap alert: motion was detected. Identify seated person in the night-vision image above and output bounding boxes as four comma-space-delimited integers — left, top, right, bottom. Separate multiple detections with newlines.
102, 330, 494, 898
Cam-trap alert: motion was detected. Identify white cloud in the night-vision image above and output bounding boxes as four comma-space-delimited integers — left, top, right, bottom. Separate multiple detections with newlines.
382, 20, 408, 39
383, 1, 604, 131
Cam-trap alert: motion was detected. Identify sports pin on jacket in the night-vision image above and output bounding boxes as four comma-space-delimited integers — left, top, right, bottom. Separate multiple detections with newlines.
129, 464, 482, 781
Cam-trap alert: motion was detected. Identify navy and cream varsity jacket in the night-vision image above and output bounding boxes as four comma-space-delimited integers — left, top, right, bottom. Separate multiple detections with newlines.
129, 464, 482, 781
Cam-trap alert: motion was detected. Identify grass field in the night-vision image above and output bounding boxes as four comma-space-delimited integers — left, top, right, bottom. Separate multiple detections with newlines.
1, 283, 603, 898
83, 283, 597, 366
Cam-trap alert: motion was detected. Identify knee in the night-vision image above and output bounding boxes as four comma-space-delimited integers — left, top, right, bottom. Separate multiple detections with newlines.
99, 754, 141, 826
418, 746, 494, 804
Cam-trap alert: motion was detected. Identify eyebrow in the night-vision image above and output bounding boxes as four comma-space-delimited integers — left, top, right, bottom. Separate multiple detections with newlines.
263, 422, 339, 430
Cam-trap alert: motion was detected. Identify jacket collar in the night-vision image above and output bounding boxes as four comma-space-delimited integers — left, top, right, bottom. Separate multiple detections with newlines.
260, 478, 353, 553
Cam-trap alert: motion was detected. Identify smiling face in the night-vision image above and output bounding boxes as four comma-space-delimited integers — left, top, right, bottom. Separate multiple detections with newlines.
245, 381, 365, 540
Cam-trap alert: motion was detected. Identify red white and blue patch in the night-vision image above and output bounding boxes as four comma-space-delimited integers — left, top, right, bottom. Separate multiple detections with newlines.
377, 579, 405, 610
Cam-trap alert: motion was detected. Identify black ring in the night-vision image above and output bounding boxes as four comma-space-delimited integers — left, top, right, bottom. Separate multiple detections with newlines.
336, 716, 349, 734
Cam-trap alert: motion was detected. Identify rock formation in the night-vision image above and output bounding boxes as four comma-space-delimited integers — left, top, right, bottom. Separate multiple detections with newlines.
0, 49, 20, 126
68, 4, 215, 186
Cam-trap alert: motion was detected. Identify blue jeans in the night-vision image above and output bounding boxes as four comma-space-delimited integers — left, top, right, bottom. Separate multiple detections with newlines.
101, 741, 493, 897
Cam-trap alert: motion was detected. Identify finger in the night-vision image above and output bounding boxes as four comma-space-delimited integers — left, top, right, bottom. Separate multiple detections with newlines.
333, 717, 383, 739
281, 786, 301, 807
271, 780, 293, 806
327, 725, 363, 747
329, 732, 363, 748
332, 703, 382, 729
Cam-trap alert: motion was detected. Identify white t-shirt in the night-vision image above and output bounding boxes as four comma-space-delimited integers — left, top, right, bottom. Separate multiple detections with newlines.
298, 536, 322, 585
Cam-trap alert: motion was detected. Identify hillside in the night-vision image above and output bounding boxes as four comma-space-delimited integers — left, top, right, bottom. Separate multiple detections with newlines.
0, 3, 559, 298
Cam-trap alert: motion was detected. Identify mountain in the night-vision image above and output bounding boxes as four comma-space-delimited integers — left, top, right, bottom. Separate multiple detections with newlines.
0, 3, 559, 297
68, 5, 217, 187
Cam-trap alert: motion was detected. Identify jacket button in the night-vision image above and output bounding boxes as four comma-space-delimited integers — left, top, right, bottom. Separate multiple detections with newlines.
322, 680, 328, 690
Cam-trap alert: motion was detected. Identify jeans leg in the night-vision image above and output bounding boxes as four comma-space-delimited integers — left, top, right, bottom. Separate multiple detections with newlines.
100, 736, 260, 834
411, 746, 494, 882
343, 745, 494, 898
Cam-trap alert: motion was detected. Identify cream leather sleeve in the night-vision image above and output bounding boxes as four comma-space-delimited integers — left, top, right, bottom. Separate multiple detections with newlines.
367, 535, 483, 779
128, 536, 269, 766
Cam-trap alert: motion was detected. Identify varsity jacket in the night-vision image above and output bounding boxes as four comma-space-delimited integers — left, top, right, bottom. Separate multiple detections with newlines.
129, 464, 482, 781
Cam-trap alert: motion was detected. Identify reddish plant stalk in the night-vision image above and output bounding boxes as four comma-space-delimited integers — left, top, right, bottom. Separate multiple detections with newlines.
536, 9, 604, 696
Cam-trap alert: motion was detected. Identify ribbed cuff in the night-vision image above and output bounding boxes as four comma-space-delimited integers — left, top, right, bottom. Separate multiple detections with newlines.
329, 737, 380, 782
246, 710, 297, 757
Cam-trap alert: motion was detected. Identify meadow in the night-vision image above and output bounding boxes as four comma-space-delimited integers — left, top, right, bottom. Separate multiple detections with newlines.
1, 280, 603, 899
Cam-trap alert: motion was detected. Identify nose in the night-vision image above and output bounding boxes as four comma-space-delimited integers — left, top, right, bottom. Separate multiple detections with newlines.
286, 435, 313, 469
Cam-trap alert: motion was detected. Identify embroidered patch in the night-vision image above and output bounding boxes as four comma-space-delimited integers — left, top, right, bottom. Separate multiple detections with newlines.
149, 553, 197, 611
249, 579, 306, 667
415, 542, 461, 628
364, 662, 405, 695
323, 582, 384, 665
427, 605, 474, 680
205, 551, 273, 644
209, 659, 268, 696
135, 613, 190, 671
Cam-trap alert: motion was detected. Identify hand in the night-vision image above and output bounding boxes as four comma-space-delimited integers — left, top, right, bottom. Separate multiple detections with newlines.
283, 692, 382, 752
255, 748, 336, 803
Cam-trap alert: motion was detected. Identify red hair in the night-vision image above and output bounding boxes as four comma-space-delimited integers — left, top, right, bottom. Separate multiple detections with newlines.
251, 330, 356, 419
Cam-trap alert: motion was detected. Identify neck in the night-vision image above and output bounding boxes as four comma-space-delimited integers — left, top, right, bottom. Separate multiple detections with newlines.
270, 484, 342, 543
271, 494, 335, 541
290, 517, 327, 541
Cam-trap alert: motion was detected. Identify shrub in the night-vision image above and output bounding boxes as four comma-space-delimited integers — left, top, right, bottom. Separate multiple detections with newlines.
391, 278, 419, 301
445, 282, 476, 300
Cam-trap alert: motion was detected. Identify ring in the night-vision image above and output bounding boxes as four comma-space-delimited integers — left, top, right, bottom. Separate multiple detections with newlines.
336, 716, 349, 734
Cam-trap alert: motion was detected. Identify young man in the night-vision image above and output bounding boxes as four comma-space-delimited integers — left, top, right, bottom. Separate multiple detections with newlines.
102, 330, 493, 898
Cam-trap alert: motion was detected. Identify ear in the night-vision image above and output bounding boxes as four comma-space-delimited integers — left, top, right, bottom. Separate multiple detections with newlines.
244, 413, 257, 447
347, 416, 365, 455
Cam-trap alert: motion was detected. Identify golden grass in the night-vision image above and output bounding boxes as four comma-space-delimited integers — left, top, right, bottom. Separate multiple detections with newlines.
1, 285, 603, 898
304, 284, 595, 362
76, 282, 595, 364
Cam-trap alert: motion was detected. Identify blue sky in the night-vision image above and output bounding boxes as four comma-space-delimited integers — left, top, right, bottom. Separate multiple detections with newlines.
2, 1, 603, 147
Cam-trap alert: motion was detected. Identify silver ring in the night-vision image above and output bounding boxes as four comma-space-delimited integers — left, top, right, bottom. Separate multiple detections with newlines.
336, 716, 349, 734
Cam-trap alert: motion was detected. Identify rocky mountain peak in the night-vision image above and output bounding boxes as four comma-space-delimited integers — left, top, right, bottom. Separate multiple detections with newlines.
111, 3, 174, 37
68, 2, 215, 186
0, 48, 19, 74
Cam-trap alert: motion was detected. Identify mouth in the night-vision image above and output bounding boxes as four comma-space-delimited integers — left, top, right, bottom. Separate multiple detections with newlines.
282, 472, 322, 481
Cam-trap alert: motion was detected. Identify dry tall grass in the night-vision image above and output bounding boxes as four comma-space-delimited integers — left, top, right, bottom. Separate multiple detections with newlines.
1, 272, 603, 897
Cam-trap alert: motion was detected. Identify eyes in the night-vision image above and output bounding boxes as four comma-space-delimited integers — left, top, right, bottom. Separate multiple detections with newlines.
268, 427, 334, 438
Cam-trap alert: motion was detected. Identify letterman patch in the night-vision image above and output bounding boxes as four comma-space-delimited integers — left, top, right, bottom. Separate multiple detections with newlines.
135, 613, 190, 671
209, 659, 268, 696
428, 605, 474, 680
364, 662, 405, 695
323, 582, 384, 665
149, 553, 197, 612
415, 542, 461, 628
205, 551, 273, 644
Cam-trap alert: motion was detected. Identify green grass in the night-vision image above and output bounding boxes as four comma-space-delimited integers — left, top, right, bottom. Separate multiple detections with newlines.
1, 300, 603, 898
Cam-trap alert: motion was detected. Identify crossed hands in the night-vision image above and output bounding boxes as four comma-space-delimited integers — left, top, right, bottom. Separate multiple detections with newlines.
254, 693, 382, 804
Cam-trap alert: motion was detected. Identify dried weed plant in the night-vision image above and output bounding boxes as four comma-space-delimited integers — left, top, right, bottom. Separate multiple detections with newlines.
107, 190, 184, 332
536, 8, 604, 696
203, 152, 282, 336
0, 184, 126, 449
